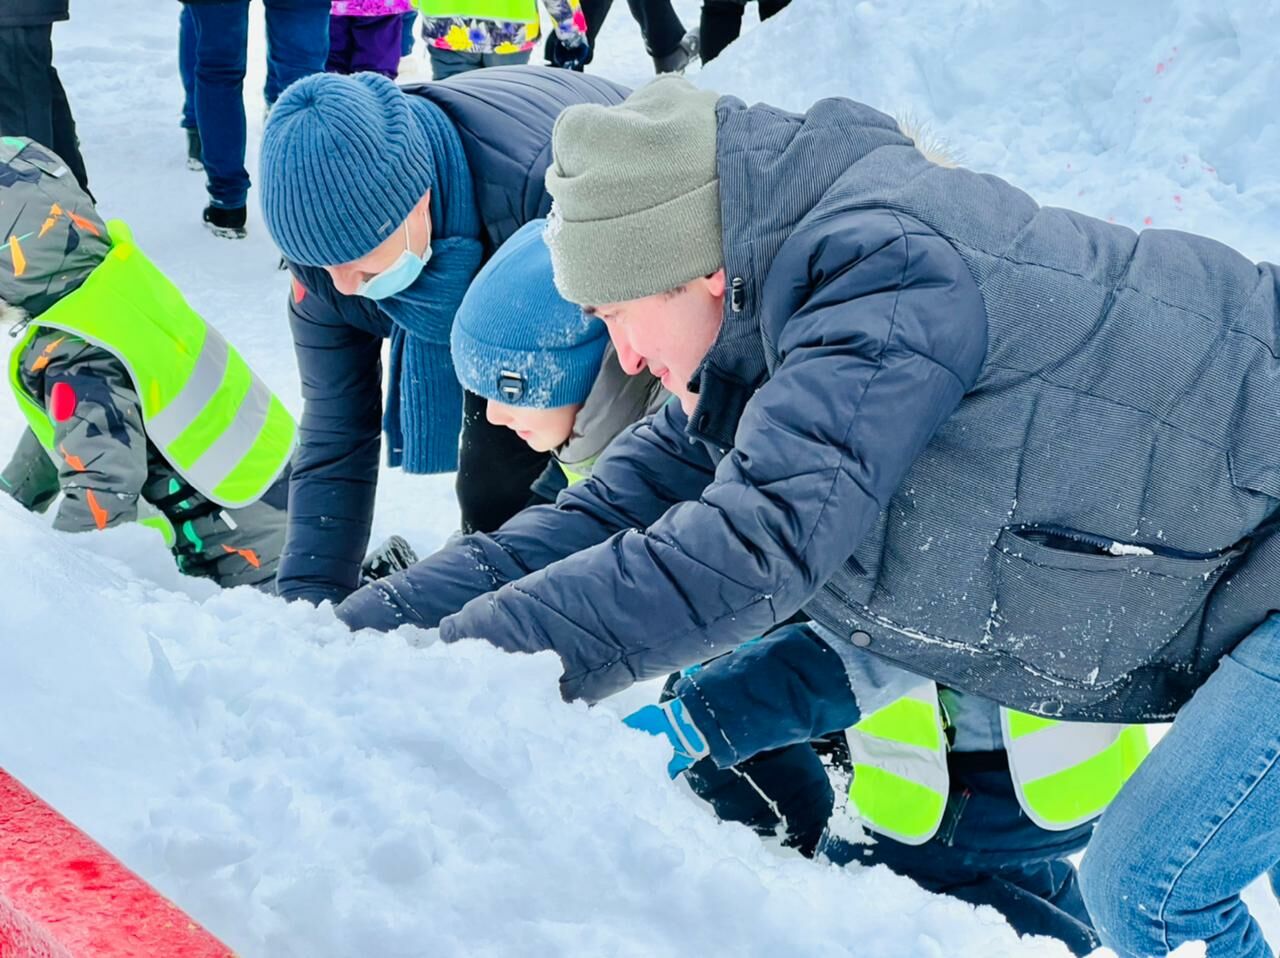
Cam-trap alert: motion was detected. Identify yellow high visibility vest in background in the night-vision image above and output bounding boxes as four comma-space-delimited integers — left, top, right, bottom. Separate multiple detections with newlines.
9, 220, 295, 509
845, 679, 1149, 844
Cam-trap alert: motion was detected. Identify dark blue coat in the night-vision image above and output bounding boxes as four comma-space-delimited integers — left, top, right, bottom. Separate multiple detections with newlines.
0, 0, 67, 26
340, 93, 1280, 721
275, 68, 627, 605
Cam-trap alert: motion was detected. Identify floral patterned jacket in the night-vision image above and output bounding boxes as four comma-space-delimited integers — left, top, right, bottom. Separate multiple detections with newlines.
413, 0, 586, 54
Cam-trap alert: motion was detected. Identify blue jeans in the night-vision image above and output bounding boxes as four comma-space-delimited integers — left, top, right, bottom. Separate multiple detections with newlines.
178, 1, 328, 208
1081, 614, 1280, 958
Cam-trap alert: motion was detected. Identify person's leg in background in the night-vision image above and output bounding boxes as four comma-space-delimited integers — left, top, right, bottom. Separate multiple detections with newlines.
698, 0, 746, 63
178, 5, 203, 170
45, 48, 90, 195
188, 0, 251, 232
0, 23, 90, 195
1080, 614, 1280, 958
427, 47, 485, 81
263, 0, 330, 109
757, 0, 791, 23
348, 15, 408, 78
625, 0, 689, 71
326, 15, 354, 74
478, 49, 532, 69
400, 9, 417, 57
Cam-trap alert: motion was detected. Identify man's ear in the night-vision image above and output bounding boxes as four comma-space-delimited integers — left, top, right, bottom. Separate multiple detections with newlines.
706, 268, 726, 298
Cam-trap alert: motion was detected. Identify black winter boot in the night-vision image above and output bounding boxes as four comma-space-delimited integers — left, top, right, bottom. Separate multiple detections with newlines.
203, 203, 247, 240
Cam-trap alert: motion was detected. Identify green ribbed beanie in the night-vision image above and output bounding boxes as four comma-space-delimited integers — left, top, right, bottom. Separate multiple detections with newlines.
544, 75, 723, 306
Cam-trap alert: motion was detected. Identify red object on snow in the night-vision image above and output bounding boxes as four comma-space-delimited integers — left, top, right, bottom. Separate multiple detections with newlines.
0, 768, 235, 958
48, 382, 77, 423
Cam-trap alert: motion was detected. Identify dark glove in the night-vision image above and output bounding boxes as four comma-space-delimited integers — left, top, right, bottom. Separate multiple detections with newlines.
546, 35, 590, 71
360, 534, 419, 583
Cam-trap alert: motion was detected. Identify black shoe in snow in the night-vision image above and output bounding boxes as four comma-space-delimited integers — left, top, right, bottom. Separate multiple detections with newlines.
653, 29, 700, 74
361, 535, 419, 583
203, 204, 247, 239
185, 127, 203, 172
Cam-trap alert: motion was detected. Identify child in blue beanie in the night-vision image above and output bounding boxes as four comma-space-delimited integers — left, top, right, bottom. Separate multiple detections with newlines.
451, 219, 666, 489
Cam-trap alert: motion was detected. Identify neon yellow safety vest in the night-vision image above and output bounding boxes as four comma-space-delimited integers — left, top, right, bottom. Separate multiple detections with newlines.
8, 220, 296, 510
845, 679, 1150, 845
413, 0, 537, 23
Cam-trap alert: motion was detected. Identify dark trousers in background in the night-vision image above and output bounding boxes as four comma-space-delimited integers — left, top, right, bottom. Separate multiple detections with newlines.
0, 24, 90, 195
456, 389, 552, 534
699, 0, 791, 62
328, 15, 404, 78
178, 0, 328, 209
547, 0, 685, 65
427, 47, 531, 80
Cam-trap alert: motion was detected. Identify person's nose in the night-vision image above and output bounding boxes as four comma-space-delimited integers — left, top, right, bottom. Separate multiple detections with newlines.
486, 401, 510, 427
611, 331, 647, 376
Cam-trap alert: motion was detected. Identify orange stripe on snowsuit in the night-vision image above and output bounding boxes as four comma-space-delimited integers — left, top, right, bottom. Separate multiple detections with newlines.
84, 490, 110, 530
7, 235, 25, 276
58, 443, 86, 472
30, 336, 67, 372
38, 203, 63, 238
222, 544, 261, 569
66, 211, 101, 236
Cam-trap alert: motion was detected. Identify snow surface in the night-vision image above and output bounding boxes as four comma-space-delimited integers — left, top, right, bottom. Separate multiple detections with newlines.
1, 0, 1277, 954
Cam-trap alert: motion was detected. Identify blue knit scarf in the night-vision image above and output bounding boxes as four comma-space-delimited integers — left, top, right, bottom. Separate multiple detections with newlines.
378, 97, 485, 474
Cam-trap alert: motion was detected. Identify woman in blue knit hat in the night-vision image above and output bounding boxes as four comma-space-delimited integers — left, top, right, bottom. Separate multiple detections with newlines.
257, 66, 626, 607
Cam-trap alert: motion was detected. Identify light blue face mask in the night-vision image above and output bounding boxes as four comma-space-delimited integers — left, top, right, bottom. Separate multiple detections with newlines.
356, 211, 433, 301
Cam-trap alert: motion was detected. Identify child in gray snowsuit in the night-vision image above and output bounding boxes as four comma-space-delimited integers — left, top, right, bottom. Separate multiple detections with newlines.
0, 137, 292, 589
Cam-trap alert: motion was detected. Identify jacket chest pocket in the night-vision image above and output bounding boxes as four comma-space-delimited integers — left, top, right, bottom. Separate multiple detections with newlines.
989, 524, 1243, 691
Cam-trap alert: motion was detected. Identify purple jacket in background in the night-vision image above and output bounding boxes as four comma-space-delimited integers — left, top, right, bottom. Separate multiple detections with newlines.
332, 0, 415, 15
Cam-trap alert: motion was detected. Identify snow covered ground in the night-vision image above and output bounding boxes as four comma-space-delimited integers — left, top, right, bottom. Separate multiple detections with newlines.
2, 0, 1278, 954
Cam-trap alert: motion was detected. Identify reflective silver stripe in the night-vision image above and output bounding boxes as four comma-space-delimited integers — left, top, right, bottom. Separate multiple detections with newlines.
845, 679, 950, 845
187, 373, 273, 493
1003, 717, 1128, 785
847, 728, 951, 793
147, 330, 229, 445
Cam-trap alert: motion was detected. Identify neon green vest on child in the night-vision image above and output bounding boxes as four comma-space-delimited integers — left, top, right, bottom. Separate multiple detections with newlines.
845, 679, 1151, 844
8, 220, 295, 509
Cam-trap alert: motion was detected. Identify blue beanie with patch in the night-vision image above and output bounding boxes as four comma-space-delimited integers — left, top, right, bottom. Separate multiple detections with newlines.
451, 220, 608, 409
260, 72, 437, 266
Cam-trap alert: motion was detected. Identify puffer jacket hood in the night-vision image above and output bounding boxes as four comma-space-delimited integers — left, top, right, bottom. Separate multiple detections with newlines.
0, 138, 109, 318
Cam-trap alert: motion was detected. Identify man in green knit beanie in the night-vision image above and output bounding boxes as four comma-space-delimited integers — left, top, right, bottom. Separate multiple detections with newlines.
337, 74, 1280, 956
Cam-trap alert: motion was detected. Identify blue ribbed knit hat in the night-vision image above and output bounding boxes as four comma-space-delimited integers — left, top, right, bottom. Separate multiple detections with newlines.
260, 72, 437, 266
451, 220, 607, 409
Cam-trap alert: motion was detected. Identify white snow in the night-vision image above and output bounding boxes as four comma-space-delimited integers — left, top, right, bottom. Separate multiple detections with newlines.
2, 0, 1279, 955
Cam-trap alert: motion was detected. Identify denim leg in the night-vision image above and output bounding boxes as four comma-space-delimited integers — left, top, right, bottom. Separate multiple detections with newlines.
189, 2, 250, 209
263, 0, 329, 106
400, 10, 417, 57
178, 6, 197, 129
1081, 615, 1280, 958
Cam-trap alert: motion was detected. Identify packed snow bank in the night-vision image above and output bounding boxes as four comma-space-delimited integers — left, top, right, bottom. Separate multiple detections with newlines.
699, 0, 1280, 262
4, 0, 1280, 954
0, 500, 1064, 958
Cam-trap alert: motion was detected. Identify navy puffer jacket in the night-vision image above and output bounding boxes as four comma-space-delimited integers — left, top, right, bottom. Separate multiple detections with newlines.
342, 93, 1280, 722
